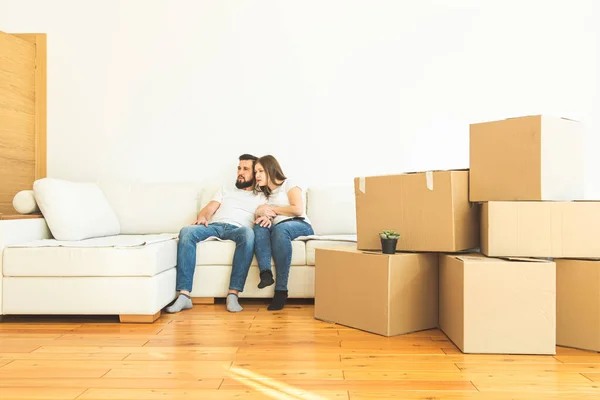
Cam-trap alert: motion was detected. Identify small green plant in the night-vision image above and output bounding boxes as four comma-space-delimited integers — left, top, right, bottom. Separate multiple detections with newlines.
379, 230, 400, 240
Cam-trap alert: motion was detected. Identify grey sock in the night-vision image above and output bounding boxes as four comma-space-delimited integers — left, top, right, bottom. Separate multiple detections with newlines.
226, 293, 243, 312
165, 293, 193, 313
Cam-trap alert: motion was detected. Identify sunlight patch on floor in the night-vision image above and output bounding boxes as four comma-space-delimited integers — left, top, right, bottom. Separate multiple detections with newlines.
229, 366, 332, 400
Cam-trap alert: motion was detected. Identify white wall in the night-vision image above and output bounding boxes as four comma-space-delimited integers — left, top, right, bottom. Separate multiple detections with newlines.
1, 0, 599, 195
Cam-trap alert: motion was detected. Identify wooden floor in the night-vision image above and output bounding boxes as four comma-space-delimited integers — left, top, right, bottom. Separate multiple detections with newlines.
1, 300, 600, 399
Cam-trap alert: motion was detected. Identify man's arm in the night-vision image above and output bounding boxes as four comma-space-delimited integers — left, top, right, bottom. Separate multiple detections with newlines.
194, 200, 220, 226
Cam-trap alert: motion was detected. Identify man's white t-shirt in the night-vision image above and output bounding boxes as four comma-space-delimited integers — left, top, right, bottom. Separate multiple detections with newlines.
210, 186, 266, 229
267, 179, 311, 226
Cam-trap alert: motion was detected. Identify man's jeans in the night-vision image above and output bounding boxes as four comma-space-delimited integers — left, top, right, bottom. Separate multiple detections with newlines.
254, 219, 314, 291
176, 223, 254, 293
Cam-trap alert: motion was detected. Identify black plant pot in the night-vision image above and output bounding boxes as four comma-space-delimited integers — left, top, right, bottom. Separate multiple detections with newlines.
381, 238, 398, 254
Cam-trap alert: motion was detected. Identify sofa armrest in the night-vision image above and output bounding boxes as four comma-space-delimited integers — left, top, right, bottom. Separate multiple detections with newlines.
0, 217, 51, 243
0, 218, 51, 316
0, 217, 52, 268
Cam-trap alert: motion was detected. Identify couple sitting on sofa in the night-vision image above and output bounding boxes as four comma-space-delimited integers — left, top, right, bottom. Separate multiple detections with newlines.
165, 153, 314, 313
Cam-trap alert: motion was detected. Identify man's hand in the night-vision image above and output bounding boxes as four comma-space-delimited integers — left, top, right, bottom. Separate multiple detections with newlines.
194, 215, 209, 226
256, 204, 276, 218
254, 215, 272, 228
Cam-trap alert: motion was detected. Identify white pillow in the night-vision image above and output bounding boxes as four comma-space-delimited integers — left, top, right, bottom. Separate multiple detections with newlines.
33, 178, 120, 241
13, 190, 40, 214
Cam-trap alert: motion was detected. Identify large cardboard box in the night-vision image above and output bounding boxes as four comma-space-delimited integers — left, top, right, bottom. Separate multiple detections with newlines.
556, 259, 600, 352
354, 170, 479, 252
470, 115, 584, 202
481, 201, 600, 258
314, 248, 438, 337
439, 254, 556, 354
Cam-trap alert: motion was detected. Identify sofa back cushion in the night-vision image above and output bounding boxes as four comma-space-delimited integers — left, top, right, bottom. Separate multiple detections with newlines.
198, 185, 221, 211
306, 186, 356, 235
33, 178, 121, 241
98, 181, 199, 234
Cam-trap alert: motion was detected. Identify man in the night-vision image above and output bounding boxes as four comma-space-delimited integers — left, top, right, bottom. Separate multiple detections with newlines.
165, 154, 269, 313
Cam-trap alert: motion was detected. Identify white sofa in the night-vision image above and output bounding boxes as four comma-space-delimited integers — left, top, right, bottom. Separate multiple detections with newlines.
0, 179, 357, 322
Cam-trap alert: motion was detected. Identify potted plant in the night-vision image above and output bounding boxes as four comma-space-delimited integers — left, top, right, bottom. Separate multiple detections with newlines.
379, 230, 400, 254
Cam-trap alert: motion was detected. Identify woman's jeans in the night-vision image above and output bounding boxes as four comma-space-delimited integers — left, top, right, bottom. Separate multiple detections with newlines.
254, 219, 314, 291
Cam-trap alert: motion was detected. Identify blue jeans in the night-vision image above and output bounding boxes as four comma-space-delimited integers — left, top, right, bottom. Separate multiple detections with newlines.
254, 219, 314, 291
175, 223, 254, 292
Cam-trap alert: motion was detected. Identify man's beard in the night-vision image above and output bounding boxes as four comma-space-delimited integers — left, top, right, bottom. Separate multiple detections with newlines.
235, 178, 254, 189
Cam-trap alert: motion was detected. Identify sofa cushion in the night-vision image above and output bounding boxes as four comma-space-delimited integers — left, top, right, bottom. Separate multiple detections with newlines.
306, 239, 357, 266
98, 181, 199, 234
196, 239, 306, 266
306, 186, 356, 235
33, 178, 120, 241
3, 236, 176, 277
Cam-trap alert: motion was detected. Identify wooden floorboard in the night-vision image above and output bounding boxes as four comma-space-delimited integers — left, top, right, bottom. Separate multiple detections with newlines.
1, 303, 600, 399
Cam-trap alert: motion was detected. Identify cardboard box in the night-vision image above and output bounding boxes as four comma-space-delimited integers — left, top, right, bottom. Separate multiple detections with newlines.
439, 254, 556, 354
354, 170, 479, 252
470, 115, 584, 201
314, 248, 438, 337
556, 259, 600, 352
481, 201, 600, 258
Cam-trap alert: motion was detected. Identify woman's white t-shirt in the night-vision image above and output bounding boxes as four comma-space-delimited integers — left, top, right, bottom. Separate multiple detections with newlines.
267, 179, 311, 226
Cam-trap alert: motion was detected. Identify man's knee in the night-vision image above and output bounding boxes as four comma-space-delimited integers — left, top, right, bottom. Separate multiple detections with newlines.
179, 225, 194, 240
179, 225, 210, 243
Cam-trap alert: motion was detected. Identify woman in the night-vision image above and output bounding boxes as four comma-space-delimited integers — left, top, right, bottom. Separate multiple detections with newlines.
253, 155, 314, 311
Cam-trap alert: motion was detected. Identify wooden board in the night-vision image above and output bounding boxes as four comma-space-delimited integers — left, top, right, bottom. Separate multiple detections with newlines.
0, 30, 36, 214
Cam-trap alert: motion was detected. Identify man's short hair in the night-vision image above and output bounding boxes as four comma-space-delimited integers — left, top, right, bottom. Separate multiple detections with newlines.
239, 154, 258, 162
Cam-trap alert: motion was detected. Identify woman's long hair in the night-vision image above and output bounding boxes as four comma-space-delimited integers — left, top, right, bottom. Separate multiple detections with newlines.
256, 155, 287, 198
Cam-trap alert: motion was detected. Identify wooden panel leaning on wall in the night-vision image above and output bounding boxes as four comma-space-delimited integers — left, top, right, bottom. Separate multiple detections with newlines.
0, 30, 47, 216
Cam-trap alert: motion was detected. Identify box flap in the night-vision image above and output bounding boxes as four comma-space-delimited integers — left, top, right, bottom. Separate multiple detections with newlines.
506, 114, 541, 120
455, 255, 550, 263
455, 255, 492, 262
496, 256, 551, 263
361, 250, 388, 256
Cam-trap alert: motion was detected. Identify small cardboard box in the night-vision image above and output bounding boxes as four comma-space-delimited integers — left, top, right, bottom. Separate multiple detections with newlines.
439, 254, 556, 354
481, 201, 600, 258
470, 115, 584, 201
556, 259, 600, 352
354, 170, 479, 252
314, 248, 438, 337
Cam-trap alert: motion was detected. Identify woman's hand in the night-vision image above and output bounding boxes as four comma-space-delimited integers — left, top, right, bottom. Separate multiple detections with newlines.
254, 215, 272, 228
256, 204, 276, 218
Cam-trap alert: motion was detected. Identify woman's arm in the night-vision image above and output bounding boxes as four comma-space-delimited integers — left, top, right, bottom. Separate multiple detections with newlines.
270, 187, 304, 217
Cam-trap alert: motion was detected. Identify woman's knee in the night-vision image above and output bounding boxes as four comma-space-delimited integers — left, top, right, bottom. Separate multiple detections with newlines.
271, 231, 292, 250
271, 224, 292, 243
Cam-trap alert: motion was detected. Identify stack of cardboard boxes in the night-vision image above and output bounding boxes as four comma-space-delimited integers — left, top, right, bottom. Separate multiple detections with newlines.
315, 115, 596, 355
